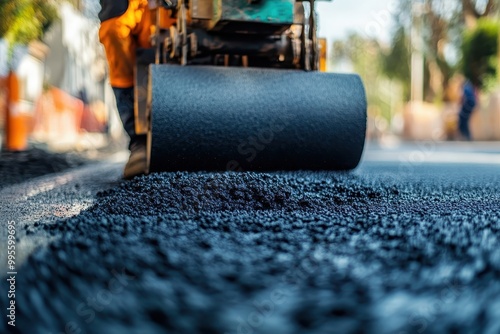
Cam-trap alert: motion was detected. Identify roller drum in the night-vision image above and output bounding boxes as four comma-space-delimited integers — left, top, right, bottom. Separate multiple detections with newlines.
149, 65, 366, 172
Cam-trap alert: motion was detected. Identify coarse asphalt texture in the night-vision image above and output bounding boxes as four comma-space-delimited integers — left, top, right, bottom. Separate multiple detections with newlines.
0, 148, 87, 189
1, 145, 500, 334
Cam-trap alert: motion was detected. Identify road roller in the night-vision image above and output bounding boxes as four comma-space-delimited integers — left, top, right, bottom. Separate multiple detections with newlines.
134, 0, 367, 173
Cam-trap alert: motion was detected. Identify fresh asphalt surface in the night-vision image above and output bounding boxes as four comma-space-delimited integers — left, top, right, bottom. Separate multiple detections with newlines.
0, 148, 87, 189
1, 142, 500, 334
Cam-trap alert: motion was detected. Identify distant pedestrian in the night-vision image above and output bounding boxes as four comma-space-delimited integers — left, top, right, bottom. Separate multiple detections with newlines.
458, 80, 477, 141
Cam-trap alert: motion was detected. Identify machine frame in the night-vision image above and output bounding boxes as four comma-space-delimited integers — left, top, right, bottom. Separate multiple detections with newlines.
134, 0, 326, 173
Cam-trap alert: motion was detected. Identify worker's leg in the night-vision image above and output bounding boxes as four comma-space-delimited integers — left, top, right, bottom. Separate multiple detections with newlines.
111, 87, 136, 143
99, 0, 151, 178
458, 114, 472, 141
99, 12, 138, 147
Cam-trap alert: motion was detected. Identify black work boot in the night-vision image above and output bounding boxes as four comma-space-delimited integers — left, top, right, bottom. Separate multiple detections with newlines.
124, 135, 147, 179
112, 87, 147, 179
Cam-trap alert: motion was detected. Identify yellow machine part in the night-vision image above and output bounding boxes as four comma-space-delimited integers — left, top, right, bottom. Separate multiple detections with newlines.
319, 38, 327, 72
151, 7, 179, 30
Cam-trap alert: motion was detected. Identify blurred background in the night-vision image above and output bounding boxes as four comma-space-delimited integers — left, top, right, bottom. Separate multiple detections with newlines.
0, 0, 499, 154
317, 0, 500, 145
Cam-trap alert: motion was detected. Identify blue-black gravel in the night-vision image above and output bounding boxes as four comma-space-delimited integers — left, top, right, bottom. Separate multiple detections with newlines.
2, 162, 500, 334
0, 148, 87, 189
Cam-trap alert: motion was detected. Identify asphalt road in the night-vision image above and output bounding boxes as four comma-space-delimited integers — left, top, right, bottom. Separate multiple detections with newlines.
1, 142, 500, 334
0, 148, 88, 189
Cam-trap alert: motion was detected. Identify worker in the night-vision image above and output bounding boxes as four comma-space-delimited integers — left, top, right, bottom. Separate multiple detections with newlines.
98, 0, 173, 178
458, 80, 477, 141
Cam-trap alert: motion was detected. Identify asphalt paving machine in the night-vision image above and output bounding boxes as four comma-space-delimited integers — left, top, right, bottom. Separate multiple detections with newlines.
135, 0, 367, 173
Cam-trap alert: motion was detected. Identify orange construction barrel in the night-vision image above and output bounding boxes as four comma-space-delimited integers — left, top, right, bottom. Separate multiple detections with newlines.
5, 71, 30, 151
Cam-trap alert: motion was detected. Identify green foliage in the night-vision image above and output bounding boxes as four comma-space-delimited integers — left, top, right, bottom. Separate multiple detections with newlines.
378, 0, 498, 102
461, 18, 499, 89
332, 33, 403, 123
0, 0, 58, 46
0, 1, 18, 38
381, 27, 411, 100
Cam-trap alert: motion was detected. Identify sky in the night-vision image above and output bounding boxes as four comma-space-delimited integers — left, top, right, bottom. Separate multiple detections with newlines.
317, 1, 397, 43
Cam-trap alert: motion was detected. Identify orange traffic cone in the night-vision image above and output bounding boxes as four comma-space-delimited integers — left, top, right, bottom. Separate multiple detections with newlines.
5, 71, 29, 151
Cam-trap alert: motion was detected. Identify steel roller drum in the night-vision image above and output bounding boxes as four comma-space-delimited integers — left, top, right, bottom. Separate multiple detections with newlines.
148, 65, 367, 172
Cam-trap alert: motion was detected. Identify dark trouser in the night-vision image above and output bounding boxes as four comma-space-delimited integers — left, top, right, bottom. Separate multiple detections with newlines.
458, 114, 471, 141
112, 87, 138, 150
